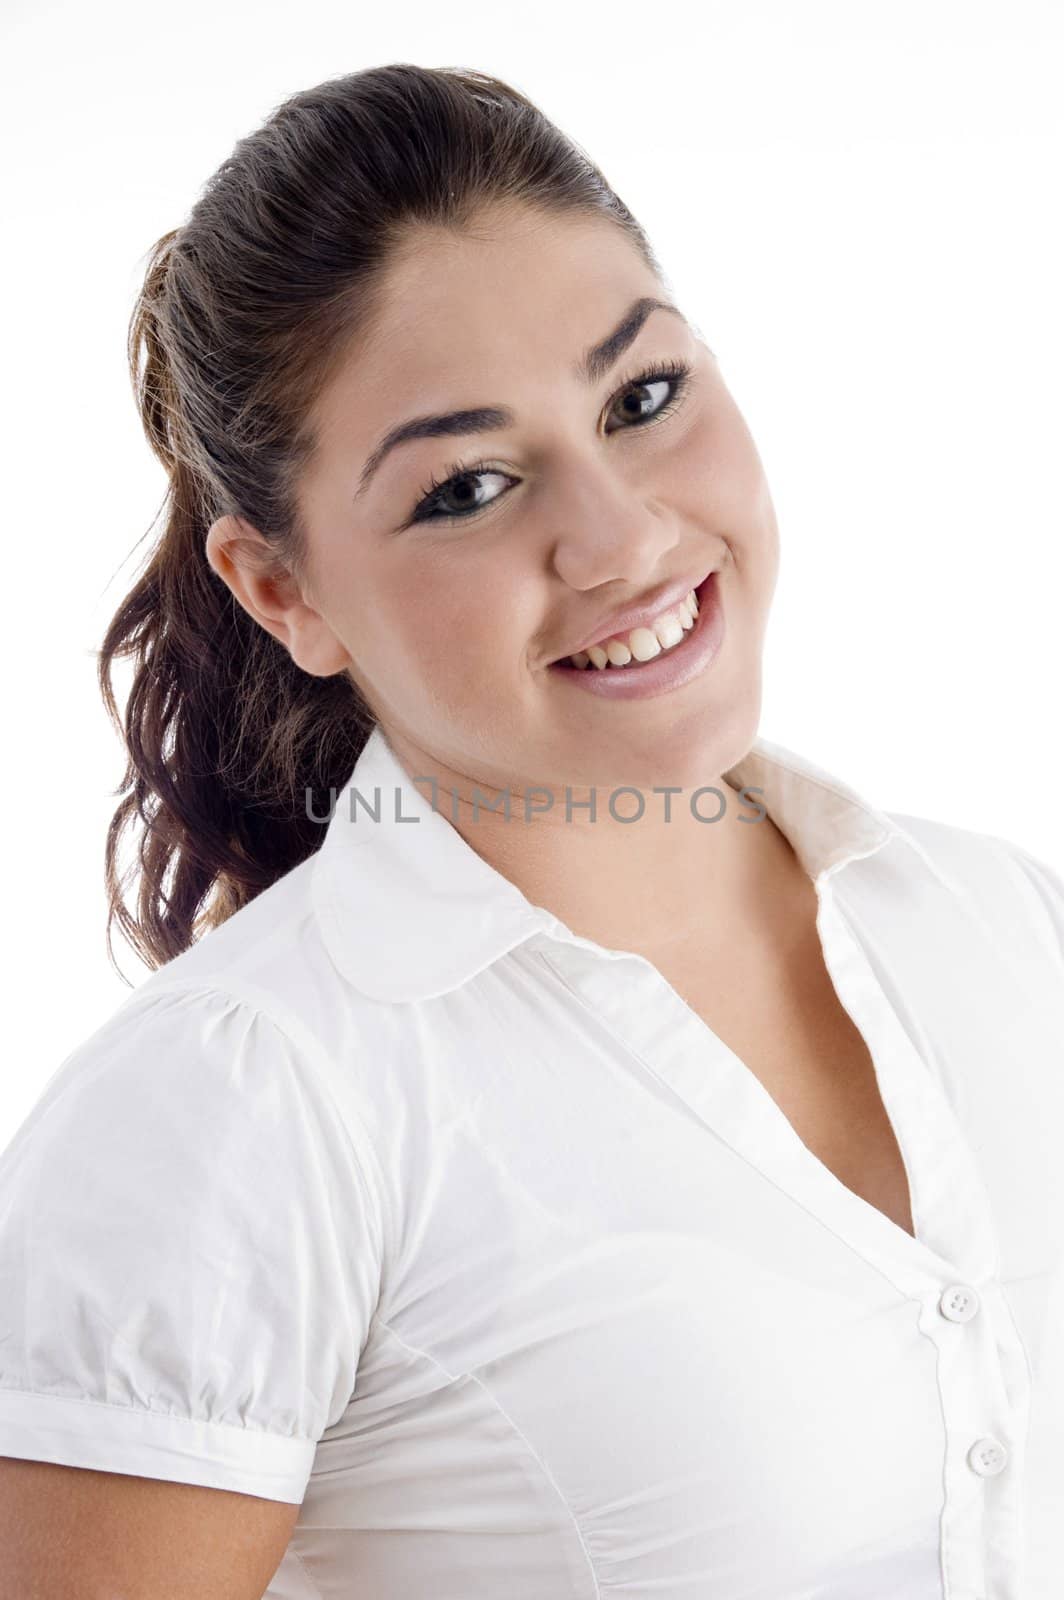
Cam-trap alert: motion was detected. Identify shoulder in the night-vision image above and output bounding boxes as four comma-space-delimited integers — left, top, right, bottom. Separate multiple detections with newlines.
137, 851, 337, 1021
127, 840, 392, 1077
3, 977, 387, 1267
886, 809, 1064, 972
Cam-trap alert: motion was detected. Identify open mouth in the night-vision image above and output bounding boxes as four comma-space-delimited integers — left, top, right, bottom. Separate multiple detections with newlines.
548, 570, 717, 673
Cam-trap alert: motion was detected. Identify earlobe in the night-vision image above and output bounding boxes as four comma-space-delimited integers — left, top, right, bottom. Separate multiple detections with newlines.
287, 617, 352, 678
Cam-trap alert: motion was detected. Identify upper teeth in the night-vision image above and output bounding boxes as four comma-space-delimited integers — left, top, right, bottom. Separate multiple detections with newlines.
569, 588, 700, 669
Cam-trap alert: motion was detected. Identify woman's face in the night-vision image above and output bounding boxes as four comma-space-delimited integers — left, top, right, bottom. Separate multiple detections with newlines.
295, 203, 780, 797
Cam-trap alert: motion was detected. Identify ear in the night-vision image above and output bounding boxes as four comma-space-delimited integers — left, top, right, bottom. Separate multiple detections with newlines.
204, 514, 351, 678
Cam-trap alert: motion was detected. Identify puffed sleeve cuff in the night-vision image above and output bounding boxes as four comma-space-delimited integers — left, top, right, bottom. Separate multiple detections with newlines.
0, 1385, 317, 1502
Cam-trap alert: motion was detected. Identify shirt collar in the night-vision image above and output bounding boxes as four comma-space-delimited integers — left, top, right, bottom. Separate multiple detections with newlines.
310, 723, 954, 1003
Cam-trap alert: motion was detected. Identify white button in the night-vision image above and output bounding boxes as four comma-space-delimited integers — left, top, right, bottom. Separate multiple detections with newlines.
939, 1283, 981, 1323
967, 1436, 1008, 1476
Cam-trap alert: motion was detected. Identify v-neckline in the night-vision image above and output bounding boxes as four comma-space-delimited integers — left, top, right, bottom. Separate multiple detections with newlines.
531, 871, 1002, 1297
640, 903, 921, 1240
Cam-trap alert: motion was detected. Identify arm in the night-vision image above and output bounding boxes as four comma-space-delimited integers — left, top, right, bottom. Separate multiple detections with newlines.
0, 1457, 300, 1599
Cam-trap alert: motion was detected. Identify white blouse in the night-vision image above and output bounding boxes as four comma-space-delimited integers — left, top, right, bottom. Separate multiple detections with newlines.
1, 725, 1062, 1600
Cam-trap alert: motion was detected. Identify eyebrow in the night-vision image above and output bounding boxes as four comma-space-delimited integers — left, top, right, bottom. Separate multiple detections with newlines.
354, 295, 688, 500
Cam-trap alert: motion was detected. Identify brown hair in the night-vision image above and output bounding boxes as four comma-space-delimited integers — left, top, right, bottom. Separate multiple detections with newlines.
99, 63, 665, 979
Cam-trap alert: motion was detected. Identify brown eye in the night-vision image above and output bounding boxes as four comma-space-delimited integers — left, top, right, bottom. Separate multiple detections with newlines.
605, 366, 689, 432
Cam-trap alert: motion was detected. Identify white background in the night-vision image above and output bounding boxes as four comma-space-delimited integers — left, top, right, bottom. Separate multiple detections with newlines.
2, 0, 1062, 1142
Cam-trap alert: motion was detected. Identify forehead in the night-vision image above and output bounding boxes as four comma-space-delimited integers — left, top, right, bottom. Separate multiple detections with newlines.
325, 209, 663, 408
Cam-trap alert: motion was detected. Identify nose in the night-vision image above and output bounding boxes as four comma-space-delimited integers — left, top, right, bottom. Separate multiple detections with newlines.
546, 455, 682, 595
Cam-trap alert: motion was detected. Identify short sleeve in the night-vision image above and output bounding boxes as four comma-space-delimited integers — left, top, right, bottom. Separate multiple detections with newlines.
0, 981, 385, 1504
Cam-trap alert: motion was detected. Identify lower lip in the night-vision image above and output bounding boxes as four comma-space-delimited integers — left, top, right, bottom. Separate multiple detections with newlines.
547, 570, 725, 700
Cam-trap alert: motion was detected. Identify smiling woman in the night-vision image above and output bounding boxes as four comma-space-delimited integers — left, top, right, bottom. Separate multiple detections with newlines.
1, 60, 1063, 1600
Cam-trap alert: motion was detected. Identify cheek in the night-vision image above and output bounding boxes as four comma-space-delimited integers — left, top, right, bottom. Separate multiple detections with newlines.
673, 400, 773, 534
366, 557, 529, 687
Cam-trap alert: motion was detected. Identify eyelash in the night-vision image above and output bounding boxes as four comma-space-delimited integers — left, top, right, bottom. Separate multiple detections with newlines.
404, 357, 694, 528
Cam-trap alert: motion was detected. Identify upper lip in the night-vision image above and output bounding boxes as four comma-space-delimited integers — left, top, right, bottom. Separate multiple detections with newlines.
549, 564, 717, 663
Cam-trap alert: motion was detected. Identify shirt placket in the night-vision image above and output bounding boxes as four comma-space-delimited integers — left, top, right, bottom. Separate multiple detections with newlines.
530, 862, 1033, 1600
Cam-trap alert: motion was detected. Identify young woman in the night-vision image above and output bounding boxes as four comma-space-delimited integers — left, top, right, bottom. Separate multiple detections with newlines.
1, 63, 1061, 1600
